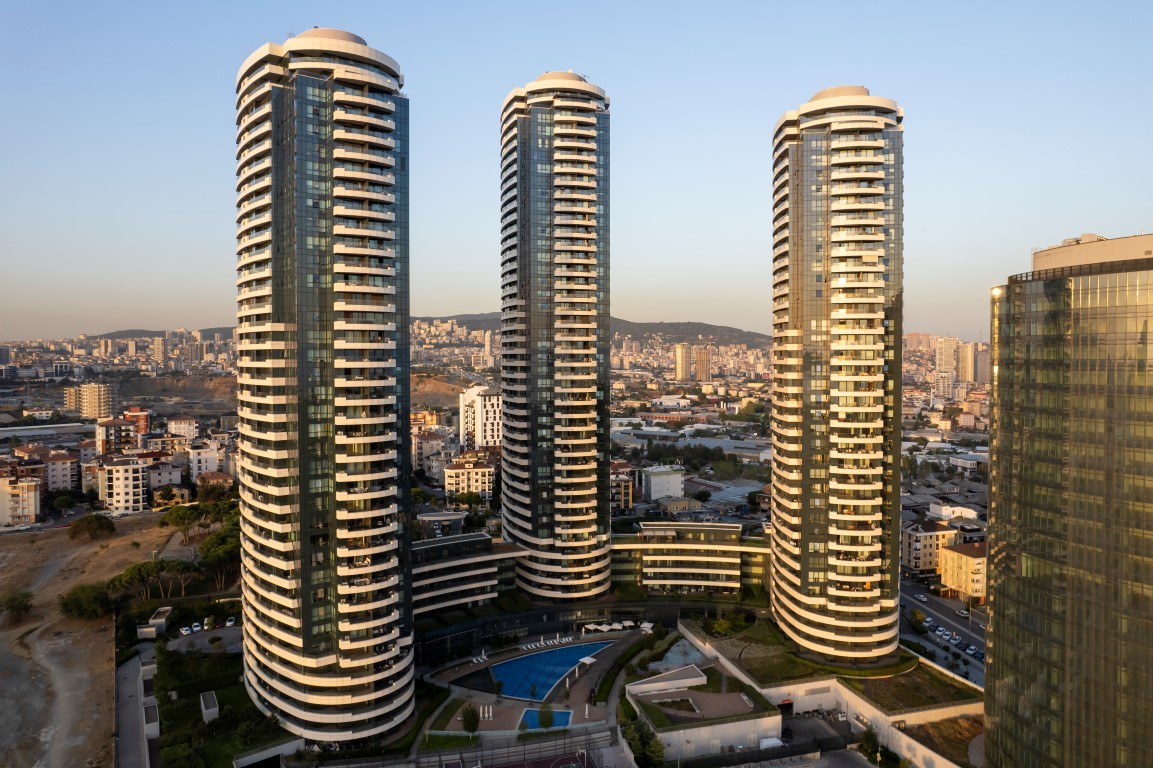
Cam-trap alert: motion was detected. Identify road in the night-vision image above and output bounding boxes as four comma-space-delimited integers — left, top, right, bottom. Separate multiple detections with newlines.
900, 579, 986, 680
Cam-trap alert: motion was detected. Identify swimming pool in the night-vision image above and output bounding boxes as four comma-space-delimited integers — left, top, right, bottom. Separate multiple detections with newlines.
491, 642, 612, 700
520, 708, 572, 730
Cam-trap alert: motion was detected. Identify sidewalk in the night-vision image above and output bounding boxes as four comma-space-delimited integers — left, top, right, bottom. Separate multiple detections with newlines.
115, 643, 155, 768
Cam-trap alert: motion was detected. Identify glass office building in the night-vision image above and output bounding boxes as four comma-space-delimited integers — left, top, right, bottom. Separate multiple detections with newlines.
234, 29, 413, 741
499, 72, 612, 599
768, 87, 903, 662
988, 233, 1153, 767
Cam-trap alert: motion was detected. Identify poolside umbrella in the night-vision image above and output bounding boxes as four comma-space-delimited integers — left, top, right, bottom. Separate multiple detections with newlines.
580, 656, 597, 666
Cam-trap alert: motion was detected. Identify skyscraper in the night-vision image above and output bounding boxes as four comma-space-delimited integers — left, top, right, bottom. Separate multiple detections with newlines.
934, 335, 959, 375
768, 86, 903, 662
693, 345, 713, 381
499, 72, 611, 599
987, 233, 1153, 767
674, 342, 692, 382
235, 28, 413, 741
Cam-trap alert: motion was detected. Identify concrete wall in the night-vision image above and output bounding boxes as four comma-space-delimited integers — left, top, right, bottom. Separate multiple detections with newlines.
231, 737, 305, 768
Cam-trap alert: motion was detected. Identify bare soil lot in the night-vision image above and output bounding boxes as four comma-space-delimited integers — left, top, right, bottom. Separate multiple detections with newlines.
0, 516, 172, 768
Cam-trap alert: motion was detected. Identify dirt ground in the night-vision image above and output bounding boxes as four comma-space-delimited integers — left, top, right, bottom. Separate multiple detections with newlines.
0, 516, 173, 768
411, 374, 468, 409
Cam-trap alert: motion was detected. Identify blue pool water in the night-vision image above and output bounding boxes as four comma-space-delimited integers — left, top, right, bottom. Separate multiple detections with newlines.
491, 642, 612, 700
520, 708, 572, 730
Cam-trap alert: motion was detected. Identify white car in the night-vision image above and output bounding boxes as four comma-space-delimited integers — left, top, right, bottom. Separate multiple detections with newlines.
965, 645, 978, 655
225, 616, 236, 627
955, 609, 970, 618
191, 622, 202, 633
179, 626, 191, 636
914, 594, 928, 603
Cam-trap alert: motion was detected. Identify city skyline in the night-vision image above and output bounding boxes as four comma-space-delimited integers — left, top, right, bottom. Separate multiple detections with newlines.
4, 2, 1153, 341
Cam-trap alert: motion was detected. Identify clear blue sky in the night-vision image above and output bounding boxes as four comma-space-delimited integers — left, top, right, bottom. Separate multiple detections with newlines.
2, 0, 1151, 341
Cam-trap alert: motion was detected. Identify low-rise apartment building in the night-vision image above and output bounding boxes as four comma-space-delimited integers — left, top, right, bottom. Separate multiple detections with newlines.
99, 457, 149, 513
0, 477, 40, 525
443, 459, 495, 508
900, 520, 959, 576
409, 533, 523, 617
642, 465, 685, 502
611, 522, 770, 597
940, 541, 987, 604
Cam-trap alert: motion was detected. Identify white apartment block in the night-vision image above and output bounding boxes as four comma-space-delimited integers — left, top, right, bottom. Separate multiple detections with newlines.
458, 385, 501, 449
167, 416, 199, 441
43, 451, 79, 492
0, 477, 40, 526
185, 444, 219, 482
642, 465, 685, 503
99, 457, 149, 513
148, 464, 182, 490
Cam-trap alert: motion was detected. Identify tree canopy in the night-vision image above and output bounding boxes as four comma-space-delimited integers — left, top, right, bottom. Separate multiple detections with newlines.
68, 514, 116, 541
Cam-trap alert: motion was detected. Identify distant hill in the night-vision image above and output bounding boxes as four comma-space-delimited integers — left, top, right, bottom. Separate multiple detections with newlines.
94, 326, 234, 339
96, 318, 770, 347
414, 313, 770, 346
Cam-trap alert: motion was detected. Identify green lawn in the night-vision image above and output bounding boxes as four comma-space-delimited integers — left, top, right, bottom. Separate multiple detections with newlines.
421, 733, 479, 750
430, 698, 464, 731
840, 664, 983, 713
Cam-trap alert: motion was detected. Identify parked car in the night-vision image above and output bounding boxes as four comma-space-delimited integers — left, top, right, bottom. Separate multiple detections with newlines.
204, 617, 214, 630
923, 617, 934, 627
179, 626, 191, 636
191, 622, 202, 633
914, 594, 928, 603
935, 626, 947, 636
226, 616, 236, 627
965, 645, 978, 655
956, 609, 970, 618
975, 651, 985, 662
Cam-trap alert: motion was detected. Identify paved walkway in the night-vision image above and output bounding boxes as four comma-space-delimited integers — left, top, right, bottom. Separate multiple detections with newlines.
968, 731, 987, 767
115, 643, 155, 768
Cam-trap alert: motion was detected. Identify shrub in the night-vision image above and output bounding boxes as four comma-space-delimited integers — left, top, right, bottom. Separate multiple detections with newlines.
59, 582, 113, 619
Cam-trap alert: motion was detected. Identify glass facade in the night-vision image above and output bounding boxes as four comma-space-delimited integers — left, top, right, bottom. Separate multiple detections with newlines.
768, 87, 903, 662
500, 73, 612, 599
235, 29, 413, 742
988, 250, 1153, 767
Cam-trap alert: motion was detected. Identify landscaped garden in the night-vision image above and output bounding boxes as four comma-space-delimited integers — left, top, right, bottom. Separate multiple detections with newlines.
153, 642, 290, 768
840, 664, 983, 713
903, 715, 984, 768
687, 615, 919, 686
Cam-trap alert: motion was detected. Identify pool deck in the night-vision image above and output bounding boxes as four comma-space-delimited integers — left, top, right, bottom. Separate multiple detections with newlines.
434, 631, 640, 730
